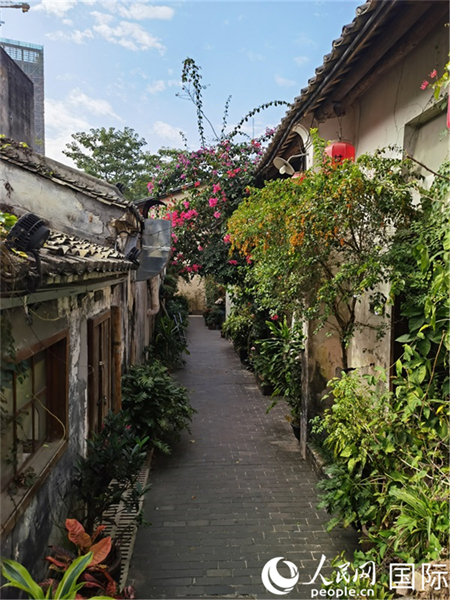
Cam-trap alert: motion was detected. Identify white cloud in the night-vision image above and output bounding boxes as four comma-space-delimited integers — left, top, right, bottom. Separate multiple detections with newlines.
295, 33, 317, 48
147, 80, 166, 94
275, 75, 296, 88
90, 11, 115, 25
152, 121, 184, 144
67, 88, 123, 121
93, 21, 165, 53
117, 4, 174, 21
167, 79, 181, 88
294, 55, 309, 67
62, 18, 73, 25
245, 50, 265, 62
34, 0, 77, 17
45, 97, 91, 165
46, 29, 94, 44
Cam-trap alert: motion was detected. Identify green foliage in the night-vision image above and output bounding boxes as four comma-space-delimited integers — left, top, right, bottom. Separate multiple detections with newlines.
146, 58, 284, 284
251, 318, 303, 420
0, 212, 17, 234
222, 309, 253, 354
1, 552, 112, 599
166, 294, 189, 329
121, 360, 195, 455
313, 177, 449, 585
228, 136, 422, 368
62, 127, 178, 200
73, 411, 149, 532
153, 315, 189, 369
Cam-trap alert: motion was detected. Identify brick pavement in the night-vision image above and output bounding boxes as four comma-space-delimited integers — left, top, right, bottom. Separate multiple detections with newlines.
128, 316, 358, 599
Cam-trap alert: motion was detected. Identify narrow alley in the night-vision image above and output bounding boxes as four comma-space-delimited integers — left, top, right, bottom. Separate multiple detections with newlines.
128, 316, 358, 599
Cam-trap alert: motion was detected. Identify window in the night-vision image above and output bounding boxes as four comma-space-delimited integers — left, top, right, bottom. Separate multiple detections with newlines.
1, 331, 68, 492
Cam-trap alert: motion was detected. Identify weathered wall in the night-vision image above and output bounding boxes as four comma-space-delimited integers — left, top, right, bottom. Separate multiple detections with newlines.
0, 269, 153, 581
0, 48, 35, 149
178, 276, 206, 314
297, 19, 449, 406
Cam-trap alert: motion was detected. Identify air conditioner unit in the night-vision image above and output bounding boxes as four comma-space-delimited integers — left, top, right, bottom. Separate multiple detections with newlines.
135, 218, 172, 281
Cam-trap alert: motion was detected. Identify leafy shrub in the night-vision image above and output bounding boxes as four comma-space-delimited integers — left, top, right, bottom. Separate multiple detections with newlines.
73, 411, 149, 532
222, 311, 252, 353
1, 552, 114, 600
166, 294, 189, 329
121, 360, 195, 455
153, 315, 189, 369
251, 318, 303, 419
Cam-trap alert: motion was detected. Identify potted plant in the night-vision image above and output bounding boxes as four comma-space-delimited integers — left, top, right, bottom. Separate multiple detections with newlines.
285, 401, 301, 441
253, 317, 304, 439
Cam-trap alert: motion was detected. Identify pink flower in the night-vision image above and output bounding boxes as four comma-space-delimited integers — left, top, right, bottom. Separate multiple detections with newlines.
208, 197, 218, 208
180, 174, 186, 179
198, 245, 203, 251
194, 181, 200, 187
228, 260, 238, 265
213, 211, 221, 219
147, 182, 154, 193
420, 80, 429, 90
429, 69, 437, 79
183, 200, 190, 208
245, 255, 252, 264
192, 264, 200, 272
223, 234, 231, 244
271, 315, 279, 321
212, 183, 221, 194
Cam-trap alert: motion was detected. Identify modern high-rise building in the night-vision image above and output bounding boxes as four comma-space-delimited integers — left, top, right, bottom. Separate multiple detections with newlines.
0, 37, 45, 154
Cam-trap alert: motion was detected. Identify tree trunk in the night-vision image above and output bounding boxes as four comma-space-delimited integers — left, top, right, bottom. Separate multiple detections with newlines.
340, 338, 348, 371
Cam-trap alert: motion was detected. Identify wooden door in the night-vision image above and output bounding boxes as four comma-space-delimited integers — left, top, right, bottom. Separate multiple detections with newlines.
88, 310, 112, 434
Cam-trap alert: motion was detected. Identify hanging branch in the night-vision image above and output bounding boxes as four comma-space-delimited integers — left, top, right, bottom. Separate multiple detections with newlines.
229, 100, 291, 139
405, 154, 450, 182
221, 95, 232, 138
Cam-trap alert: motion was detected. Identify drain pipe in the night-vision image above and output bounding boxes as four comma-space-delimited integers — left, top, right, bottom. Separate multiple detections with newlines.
147, 276, 160, 316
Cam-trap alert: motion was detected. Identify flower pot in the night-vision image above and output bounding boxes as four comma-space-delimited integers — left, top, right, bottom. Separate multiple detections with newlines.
291, 423, 300, 441
255, 373, 274, 396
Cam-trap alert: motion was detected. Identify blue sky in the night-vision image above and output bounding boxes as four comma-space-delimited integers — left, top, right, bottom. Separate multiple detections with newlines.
1, 0, 362, 164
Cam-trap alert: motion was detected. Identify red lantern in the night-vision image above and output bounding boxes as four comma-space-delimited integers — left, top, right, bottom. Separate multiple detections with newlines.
324, 140, 355, 164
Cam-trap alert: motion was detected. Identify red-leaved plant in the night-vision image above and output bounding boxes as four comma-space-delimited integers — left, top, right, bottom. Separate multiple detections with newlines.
44, 519, 135, 599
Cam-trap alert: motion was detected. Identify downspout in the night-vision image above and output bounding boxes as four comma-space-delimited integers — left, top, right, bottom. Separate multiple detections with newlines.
147, 276, 160, 316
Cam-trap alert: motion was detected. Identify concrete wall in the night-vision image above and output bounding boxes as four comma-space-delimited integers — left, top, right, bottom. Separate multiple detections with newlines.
0, 159, 136, 247
0, 48, 35, 149
178, 275, 206, 314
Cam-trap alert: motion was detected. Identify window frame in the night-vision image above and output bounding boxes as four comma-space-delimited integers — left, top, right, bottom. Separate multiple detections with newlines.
1, 330, 69, 534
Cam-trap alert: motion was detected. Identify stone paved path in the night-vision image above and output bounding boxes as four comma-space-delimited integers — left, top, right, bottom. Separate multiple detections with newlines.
128, 316, 358, 599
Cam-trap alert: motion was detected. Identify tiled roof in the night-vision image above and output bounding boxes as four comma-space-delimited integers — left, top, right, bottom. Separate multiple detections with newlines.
256, 0, 384, 175
0, 138, 141, 220
1, 230, 135, 293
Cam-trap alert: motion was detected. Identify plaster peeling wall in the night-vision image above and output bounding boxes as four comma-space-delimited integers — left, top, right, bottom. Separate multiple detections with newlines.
177, 275, 206, 313
0, 162, 129, 246
0, 276, 150, 584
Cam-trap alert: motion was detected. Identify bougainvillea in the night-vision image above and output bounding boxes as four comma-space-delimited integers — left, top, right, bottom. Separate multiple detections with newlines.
145, 58, 288, 285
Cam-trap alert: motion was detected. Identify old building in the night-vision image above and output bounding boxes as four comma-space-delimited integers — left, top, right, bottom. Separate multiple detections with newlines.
256, 0, 449, 411
0, 138, 168, 574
